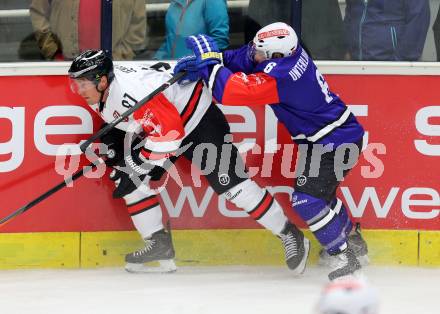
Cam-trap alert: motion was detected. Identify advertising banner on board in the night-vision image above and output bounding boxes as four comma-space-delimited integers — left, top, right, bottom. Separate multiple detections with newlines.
0, 74, 439, 232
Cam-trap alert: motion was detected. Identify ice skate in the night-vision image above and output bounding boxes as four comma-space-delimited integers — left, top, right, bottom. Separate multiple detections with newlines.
279, 222, 310, 275
125, 229, 177, 273
327, 247, 361, 281
346, 224, 369, 266
319, 224, 369, 267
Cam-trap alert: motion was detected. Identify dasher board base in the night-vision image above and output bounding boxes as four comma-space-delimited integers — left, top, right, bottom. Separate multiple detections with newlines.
0, 229, 438, 269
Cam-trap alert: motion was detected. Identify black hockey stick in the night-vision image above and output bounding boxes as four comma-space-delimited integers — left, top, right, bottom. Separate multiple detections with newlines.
0, 159, 104, 228
79, 71, 186, 152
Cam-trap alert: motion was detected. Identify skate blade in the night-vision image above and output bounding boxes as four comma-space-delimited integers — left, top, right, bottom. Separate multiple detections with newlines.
289, 238, 311, 276
125, 259, 177, 274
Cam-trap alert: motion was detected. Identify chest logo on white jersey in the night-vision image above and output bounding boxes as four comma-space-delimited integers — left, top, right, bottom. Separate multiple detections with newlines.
113, 110, 129, 122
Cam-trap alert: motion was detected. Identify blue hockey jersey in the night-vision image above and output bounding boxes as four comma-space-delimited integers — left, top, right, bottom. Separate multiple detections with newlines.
208, 44, 364, 146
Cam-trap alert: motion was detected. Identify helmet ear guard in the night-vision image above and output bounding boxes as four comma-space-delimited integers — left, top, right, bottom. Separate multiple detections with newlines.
271, 52, 285, 59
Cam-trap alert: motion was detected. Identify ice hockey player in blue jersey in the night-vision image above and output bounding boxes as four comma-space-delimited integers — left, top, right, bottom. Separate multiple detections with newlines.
174, 22, 369, 280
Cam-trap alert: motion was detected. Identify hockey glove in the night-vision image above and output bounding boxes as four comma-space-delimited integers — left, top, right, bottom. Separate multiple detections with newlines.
109, 152, 153, 199
185, 34, 222, 81
34, 30, 61, 60
186, 34, 222, 64
173, 55, 201, 84
100, 124, 127, 167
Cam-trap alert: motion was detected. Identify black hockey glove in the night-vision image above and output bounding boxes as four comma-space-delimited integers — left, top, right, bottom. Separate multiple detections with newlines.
99, 124, 126, 167
109, 148, 155, 199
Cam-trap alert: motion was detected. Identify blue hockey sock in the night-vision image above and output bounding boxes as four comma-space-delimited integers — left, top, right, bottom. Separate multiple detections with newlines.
329, 198, 353, 237
292, 191, 347, 254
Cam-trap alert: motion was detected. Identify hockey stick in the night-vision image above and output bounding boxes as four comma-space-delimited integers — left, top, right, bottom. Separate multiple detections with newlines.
0, 158, 105, 228
79, 71, 186, 152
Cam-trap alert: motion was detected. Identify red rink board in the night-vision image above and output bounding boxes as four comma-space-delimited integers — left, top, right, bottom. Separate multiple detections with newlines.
0, 74, 439, 232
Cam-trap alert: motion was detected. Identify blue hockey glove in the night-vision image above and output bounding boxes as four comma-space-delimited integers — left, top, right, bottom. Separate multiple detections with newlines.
185, 34, 222, 68
173, 55, 201, 84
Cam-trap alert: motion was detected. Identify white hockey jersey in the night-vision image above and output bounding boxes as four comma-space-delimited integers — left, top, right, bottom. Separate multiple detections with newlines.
89, 63, 213, 163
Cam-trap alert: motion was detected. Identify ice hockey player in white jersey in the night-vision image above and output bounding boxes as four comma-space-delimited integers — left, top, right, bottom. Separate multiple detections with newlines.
68, 49, 310, 274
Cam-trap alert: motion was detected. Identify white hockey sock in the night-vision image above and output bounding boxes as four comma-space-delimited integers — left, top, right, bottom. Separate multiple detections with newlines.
123, 185, 164, 239
222, 179, 288, 235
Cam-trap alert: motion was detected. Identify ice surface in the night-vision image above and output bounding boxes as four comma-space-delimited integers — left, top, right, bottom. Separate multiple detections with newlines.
0, 266, 438, 314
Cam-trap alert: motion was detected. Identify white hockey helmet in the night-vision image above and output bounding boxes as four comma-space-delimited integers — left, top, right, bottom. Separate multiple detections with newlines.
252, 22, 298, 60
315, 278, 380, 314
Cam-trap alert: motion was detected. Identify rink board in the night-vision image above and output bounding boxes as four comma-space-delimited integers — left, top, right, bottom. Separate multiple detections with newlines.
1, 71, 440, 235
80, 229, 420, 268
0, 232, 79, 269
1, 64, 440, 270
0, 229, 438, 269
419, 231, 440, 267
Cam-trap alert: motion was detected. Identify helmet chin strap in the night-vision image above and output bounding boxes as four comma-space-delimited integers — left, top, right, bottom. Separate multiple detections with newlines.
96, 78, 109, 112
